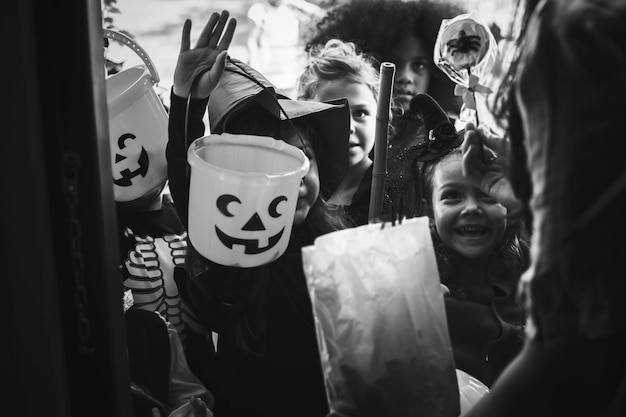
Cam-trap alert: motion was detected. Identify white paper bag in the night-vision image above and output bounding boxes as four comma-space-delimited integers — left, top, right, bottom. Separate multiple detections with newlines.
302, 216, 460, 417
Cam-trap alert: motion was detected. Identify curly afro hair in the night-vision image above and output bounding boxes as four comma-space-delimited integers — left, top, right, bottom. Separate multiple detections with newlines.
304, 0, 468, 116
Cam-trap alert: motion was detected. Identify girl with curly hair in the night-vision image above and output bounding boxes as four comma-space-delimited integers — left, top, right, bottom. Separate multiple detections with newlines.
304, 0, 469, 219
305, 0, 466, 118
297, 38, 380, 226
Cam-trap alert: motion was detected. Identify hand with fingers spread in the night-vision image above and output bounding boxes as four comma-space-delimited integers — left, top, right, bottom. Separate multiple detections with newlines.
173, 10, 237, 99
461, 122, 520, 214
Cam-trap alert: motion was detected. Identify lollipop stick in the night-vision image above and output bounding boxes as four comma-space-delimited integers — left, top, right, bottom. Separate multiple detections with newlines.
473, 91, 480, 126
467, 68, 480, 126
467, 68, 484, 162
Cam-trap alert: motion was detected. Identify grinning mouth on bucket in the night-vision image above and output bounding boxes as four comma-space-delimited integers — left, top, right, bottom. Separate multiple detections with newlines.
215, 226, 284, 255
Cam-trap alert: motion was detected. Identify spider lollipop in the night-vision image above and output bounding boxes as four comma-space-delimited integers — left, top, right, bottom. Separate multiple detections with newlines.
434, 10, 498, 126
445, 29, 484, 70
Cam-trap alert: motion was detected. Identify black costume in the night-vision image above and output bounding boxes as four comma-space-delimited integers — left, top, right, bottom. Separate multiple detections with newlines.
442, 257, 526, 387
344, 164, 373, 227
166, 92, 330, 417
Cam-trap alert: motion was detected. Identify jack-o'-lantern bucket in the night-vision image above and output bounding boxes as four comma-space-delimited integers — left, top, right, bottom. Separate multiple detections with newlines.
187, 134, 310, 267
104, 29, 168, 202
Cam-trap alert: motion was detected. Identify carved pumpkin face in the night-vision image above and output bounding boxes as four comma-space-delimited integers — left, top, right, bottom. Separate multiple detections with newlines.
110, 128, 167, 202
106, 66, 169, 203
187, 134, 310, 267
215, 193, 290, 255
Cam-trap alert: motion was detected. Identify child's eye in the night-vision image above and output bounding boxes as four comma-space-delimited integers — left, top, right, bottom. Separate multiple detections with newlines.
479, 192, 498, 204
441, 190, 461, 201
411, 60, 429, 72
353, 109, 370, 120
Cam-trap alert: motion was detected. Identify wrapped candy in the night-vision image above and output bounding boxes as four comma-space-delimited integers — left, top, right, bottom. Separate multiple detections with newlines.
434, 10, 499, 125
123, 289, 135, 312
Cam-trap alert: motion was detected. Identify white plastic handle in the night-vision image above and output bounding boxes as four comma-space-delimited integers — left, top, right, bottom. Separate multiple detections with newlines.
103, 28, 160, 84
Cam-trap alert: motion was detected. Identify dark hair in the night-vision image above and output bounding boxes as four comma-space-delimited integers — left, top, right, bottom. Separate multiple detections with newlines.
492, 0, 626, 347
227, 108, 350, 233
489, 0, 544, 230
418, 149, 530, 282
304, 0, 466, 116
491, 0, 626, 290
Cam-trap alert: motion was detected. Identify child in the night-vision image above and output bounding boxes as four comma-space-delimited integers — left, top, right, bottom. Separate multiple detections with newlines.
166, 11, 352, 417
304, 0, 465, 117
296, 38, 379, 226
461, 0, 626, 415
304, 0, 468, 219
116, 193, 202, 341
107, 42, 202, 342
412, 93, 529, 387
106, 34, 211, 413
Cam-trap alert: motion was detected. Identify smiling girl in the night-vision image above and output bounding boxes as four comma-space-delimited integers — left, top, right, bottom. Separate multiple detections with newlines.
421, 146, 529, 387
413, 95, 530, 387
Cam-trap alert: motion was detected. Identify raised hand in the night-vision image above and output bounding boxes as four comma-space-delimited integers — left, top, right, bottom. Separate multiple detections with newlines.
173, 10, 237, 99
461, 122, 521, 215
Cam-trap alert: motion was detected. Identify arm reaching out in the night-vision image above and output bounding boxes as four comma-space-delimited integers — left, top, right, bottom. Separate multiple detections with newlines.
462, 123, 522, 217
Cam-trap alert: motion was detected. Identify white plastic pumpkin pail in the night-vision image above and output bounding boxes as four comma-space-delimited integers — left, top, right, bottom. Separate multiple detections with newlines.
187, 134, 310, 267
104, 29, 168, 202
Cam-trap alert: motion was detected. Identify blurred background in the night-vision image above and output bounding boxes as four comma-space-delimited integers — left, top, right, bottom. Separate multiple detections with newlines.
103, 0, 514, 107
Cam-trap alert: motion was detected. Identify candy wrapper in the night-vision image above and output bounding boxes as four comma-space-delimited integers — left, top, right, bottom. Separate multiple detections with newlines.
302, 217, 459, 417
123, 289, 134, 313
434, 10, 499, 125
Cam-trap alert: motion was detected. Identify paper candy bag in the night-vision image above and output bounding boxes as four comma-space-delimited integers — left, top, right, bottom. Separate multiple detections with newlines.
302, 217, 460, 417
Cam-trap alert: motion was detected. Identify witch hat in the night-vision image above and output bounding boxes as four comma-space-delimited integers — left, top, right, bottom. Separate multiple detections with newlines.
408, 93, 464, 162
208, 57, 350, 198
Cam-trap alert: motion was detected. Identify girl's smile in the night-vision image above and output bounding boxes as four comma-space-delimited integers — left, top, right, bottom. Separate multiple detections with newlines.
430, 154, 507, 260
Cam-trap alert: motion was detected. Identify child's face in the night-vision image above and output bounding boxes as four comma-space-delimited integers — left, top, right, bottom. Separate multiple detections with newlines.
283, 132, 320, 225
312, 80, 377, 168
430, 155, 507, 260
389, 33, 431, 111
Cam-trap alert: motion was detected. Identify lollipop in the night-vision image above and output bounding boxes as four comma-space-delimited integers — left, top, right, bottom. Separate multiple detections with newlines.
434, 10, 499, 125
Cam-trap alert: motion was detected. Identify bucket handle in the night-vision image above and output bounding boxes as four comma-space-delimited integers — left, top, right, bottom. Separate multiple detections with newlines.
103, 28, 160, 85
